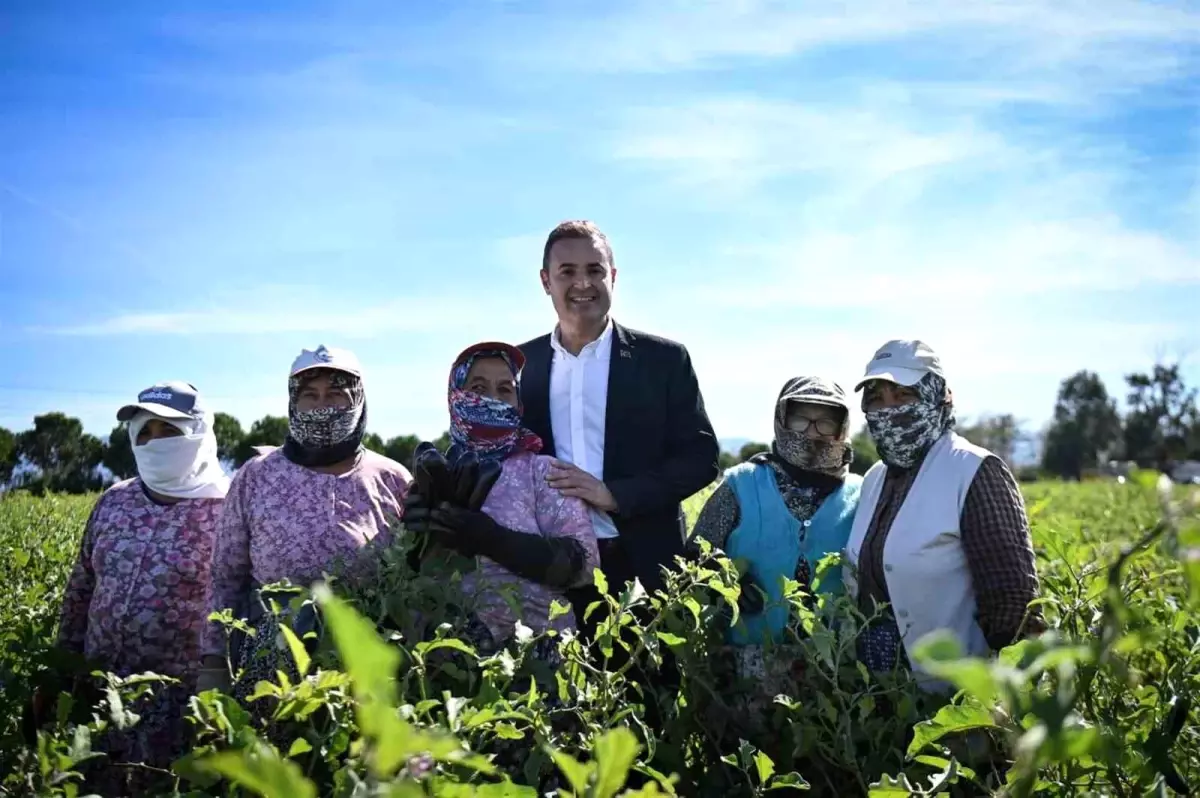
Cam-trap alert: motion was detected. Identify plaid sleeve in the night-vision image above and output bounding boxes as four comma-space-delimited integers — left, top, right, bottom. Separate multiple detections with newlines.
960, 456, 1044, 649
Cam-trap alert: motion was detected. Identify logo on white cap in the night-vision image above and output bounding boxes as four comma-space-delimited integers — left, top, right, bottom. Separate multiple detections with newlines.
314, 346, 333, 363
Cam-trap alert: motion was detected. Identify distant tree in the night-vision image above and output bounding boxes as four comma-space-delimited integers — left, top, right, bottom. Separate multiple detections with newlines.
850, 428, 879, 476
738, 442, 769, 462
718, 451, 739, 471
362, 433, 386, 454
383, 434, 421, 469
0, 426, 16, 486
1122, 364, 1197, 468
1041, 370, 1121, 479
212, 412, 245, 464
959, 414, 1022, 466
16, 412, 104, 494
235, 415, 290, 466
101, 423, 138, 482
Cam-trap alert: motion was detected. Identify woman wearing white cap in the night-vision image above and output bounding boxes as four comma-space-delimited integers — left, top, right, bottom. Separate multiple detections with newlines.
198, 345, 411, 696
51, 381, 229, 793
844, 340, 1041, 689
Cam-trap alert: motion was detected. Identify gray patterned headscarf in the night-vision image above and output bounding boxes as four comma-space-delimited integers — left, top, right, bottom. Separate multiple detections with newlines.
772, 376, 853, 478
863, 372, 955, 469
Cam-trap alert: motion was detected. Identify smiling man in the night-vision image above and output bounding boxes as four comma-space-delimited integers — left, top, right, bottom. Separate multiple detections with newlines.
517, 220, 720, 641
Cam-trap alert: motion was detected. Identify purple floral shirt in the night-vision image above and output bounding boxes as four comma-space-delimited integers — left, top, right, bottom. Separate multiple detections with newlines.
202, 448, 411, 656
463, 451, 599, 641
57, 479, 222, 685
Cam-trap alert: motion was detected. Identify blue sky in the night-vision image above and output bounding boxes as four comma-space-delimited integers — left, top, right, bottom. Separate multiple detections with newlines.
2, 0, 1198, 449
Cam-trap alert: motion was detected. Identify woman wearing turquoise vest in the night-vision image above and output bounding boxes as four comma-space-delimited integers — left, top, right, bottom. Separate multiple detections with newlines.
692, 375, 862, 650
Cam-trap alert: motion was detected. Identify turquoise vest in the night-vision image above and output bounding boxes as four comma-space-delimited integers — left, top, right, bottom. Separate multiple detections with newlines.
723, 462, 862, 646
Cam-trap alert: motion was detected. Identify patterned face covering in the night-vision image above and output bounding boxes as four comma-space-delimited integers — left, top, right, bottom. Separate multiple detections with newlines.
864, 373, 955, 469
447, 350, 542, 465
287, 370, 366, 450
774, 429, 853, 476
771, 377, 853, 478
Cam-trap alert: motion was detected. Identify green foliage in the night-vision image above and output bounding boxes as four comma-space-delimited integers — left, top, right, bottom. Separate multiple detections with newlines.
737, 442, 769, 462
384, 435, 422, 470
0, 426, 17, 485
15, 413, 104, 495
958, 414, 1022, 466
362, 433, 386, 455
235, 415, 290, 465
1042, 370, 1122, 480
850, 427, 879, 475
100, 423, 137, 482
213, 412, 246, 464
1123, 364, 1200, 466
3, 483, 1198, 796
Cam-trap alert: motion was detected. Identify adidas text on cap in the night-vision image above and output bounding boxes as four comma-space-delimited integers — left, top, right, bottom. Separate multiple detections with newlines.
117, 381, 206, 422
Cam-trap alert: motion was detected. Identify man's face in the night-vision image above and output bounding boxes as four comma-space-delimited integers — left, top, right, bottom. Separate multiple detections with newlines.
540, 236, 616, 327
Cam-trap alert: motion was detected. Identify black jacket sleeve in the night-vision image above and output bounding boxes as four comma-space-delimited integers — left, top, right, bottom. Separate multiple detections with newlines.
606, 344, 720, 519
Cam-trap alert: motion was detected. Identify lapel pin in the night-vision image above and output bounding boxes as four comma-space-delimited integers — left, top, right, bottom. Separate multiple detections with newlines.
620, 349, 632, 359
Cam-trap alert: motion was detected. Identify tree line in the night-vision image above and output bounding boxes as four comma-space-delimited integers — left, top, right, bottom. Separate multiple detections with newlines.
0, 361, 1194, 494
719, 362, 1199, 481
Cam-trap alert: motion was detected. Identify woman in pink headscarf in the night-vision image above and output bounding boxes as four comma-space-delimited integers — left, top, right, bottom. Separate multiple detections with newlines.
404, 341, 600, 662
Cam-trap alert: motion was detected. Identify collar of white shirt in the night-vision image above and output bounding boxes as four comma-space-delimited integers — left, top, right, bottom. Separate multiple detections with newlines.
550, 318, 614, 360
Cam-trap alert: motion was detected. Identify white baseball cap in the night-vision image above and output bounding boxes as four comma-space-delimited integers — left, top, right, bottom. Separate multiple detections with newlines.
289, 345, 363, 379
854, 339, 944, 391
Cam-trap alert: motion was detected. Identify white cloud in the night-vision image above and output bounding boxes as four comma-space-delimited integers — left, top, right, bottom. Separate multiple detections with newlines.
611, 98, 1011, 197
27, 294, 539, 339
684, 219, 1200, 311
526, 0, 1200, 86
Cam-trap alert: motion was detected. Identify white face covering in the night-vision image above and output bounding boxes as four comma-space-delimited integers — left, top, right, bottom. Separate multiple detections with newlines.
128, 410, 230, 500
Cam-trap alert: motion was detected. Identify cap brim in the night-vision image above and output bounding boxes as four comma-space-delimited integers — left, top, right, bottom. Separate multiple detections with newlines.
454, 341, 527, 372
116, 402, 194, 422
854, 366, 927, 392
290, 364, 362, 379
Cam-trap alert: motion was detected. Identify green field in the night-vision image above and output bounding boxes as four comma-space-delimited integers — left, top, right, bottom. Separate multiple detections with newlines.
1, 481, 1198, 796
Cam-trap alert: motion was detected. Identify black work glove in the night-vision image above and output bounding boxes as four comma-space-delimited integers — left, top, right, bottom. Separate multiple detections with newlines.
410, 442, 454, 509
447, 451, 503, 510
416, 502, 585, 588
404, 502, 495, 556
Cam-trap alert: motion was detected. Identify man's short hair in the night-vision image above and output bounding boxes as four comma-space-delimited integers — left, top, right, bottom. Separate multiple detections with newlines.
541, 220, 614, 271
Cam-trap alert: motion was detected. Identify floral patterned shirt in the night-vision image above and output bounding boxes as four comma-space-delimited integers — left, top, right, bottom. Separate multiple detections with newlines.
463, 451, 600, 641
202, 448, 411, 657
57, 479, 223, 685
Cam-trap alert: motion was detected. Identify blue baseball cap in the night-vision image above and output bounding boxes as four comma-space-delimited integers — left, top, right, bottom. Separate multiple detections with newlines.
116, 381, 207, 422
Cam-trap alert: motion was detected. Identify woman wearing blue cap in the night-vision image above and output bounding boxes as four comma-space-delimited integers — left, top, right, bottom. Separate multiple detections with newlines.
50, 381, 229, 793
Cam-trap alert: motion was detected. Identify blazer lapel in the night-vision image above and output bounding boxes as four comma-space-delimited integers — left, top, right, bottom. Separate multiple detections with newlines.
603, 322, 638, 478
520, 336, 556, 457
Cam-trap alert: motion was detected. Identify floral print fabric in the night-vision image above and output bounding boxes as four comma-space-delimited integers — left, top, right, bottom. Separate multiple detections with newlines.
460, 450, 599, 642
55, 479, 223, 774
202, 448, 411, 657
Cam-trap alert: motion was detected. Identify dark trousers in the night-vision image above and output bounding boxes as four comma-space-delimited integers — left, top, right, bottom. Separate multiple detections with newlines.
568, 537, 638, 644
